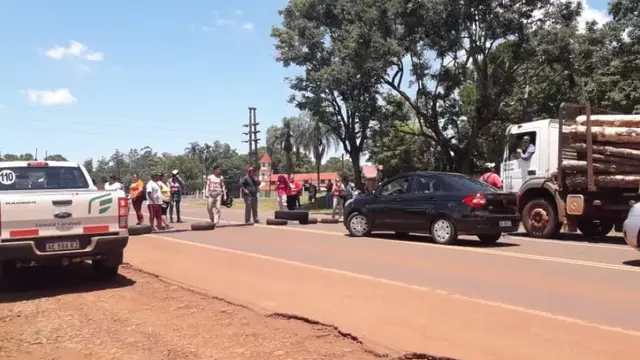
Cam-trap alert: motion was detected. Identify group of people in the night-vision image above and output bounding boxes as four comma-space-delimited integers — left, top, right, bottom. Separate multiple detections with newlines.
103, 170, 185, 232
204, 165, 261, 226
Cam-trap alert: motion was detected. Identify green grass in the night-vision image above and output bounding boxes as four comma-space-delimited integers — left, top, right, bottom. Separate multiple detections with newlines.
183, 196, 334, 214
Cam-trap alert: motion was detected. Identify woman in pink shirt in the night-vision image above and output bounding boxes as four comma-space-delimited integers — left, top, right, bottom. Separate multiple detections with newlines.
275, 175, 290, 211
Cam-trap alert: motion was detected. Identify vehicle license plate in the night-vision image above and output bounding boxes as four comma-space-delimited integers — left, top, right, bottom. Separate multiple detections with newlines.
499, 220, 512, 227
45, 240, 80, 252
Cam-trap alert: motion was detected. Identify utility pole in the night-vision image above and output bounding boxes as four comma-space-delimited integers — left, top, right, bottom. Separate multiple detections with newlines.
242, 107, 260, 165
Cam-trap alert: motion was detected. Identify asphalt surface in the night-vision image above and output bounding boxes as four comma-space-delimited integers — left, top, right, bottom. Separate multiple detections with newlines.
123, 205, 640, 359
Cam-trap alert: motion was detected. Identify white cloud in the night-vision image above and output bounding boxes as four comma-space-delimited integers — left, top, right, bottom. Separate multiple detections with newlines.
44, 40, 104, 62
0, 104, 5, 109
242, 23, 254, 31
575, 0, 610, 31
216, 19, 237, 26
234, 9, 242, 16
20, 88, 77, 106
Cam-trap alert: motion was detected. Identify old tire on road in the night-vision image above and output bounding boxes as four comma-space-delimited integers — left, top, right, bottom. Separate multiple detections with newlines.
299, 217, 319, 225
577, 218, 614, 239
266, 218, 288, 226
430, 217, 458, 245
346, 213, 371, 237
522, 198, 560, 239
191, 222, 216, 231
320, 218, 340, 224
128, 224, 153, 236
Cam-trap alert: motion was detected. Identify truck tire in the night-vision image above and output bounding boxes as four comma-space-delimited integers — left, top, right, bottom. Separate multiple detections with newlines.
128, 224, 153, 236
93, 250, 123, 280
477, 233, 502, 245
522, 199, 560, 239
577, 218, 614, 239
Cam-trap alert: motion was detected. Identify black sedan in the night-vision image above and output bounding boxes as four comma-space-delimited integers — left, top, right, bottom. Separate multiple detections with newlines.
343, 171, 520, 245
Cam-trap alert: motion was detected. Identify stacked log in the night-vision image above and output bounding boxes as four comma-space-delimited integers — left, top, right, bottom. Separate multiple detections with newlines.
562, 115, 640, 189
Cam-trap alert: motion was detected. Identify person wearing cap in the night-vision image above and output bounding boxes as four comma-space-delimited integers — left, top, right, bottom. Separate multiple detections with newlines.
146, 172, 164, 231
240, 166, 261, 224
516, 135, 536, 160
205, 165, 226, 225
167, 169, 184, 223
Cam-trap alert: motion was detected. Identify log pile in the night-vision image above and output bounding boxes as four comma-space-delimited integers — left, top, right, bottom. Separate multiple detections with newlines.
562, 115, 640, 189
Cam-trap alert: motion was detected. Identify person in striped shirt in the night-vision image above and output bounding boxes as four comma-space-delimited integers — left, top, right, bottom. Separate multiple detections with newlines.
205, 165, 226, 225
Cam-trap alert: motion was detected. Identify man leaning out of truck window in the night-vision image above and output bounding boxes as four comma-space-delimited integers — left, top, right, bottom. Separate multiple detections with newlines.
516, 135, 536, 160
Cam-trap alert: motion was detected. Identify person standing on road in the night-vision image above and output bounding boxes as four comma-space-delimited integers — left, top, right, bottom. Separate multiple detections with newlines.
158, 174, 173, 229
240, 167, 260, 224
146, 172, 164, 231
286, 175, 301, 210
104, 174, 124, 192
325, 179, 334, 209
308, 182, 317, 204
205, 165, 226, 225
331, 178, 345, 220
480, 164, 503, 190
275, 174, 289, 211
129, 174, 145, 225
168, 169, 184, 223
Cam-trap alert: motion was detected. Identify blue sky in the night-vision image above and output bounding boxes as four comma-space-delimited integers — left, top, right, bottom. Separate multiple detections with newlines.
0, 0, 611, 163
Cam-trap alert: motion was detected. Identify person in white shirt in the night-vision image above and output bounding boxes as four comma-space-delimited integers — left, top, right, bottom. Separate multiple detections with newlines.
146, 172, 164, 231
104, 174, 123, 192
205, 165, 227, 225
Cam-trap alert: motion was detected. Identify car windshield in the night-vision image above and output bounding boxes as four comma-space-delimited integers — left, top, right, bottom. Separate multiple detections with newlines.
445, 174, 498, 193
0, 166, 90, 191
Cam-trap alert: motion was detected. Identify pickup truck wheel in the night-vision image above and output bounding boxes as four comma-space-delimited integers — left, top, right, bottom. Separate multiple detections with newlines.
93, 251, 123, 280
477, 233, 502, 245
577, 218, 614, 239
522, 199, 560, 239
128, 224, 153, 236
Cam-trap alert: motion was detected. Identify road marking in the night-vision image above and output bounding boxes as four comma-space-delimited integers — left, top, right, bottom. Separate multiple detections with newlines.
140, 233, 640, 338
180, 216, 640, 273
178, 208, 632, 251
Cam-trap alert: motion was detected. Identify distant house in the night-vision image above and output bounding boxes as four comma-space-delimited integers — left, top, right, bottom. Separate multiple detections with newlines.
362, 165, 382, 190
257, 153, 338, 195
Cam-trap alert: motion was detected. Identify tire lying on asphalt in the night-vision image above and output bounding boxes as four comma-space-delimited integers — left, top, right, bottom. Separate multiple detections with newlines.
128, 224, 153, 236
320, 218, 340, 224
191, 222, 216, 231
299, 216, 319, 225
266, 218, 288, 226
274, 210, 309, 222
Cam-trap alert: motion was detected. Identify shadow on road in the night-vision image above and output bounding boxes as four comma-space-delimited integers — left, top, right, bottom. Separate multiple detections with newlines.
509, 232, 626, 245
622, 259, 640, 268
0, 263, 135, 304
359, 233, 520, 248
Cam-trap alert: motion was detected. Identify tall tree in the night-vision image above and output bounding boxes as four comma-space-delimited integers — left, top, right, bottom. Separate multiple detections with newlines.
272, 0, 385, 189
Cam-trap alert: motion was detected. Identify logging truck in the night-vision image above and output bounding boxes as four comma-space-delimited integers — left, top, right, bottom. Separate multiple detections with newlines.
501, 103, 640, 239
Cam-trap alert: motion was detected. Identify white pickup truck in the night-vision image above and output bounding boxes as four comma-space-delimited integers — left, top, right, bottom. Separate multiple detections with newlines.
0, 160, 129, 279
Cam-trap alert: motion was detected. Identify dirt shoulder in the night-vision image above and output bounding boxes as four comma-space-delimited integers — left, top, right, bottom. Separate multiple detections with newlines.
0, 265, 440, 360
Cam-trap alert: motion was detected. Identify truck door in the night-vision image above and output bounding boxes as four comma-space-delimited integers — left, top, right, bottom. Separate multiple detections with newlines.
502, 129, 542, 193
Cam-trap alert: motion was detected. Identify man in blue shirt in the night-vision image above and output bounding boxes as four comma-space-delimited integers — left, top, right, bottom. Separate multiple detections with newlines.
517, 136, 536, 160
168, 169, 185, 223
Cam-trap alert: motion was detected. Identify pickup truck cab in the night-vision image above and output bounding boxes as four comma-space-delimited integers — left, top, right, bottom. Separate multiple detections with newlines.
0, 160, 129, 279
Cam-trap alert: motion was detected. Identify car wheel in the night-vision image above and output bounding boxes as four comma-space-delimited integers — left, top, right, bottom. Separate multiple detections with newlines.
477, 233, 501, 245
522, 198, 560, 239
577, 218, 614, 239
347, 213, 371, 237
430, 218, 458, 245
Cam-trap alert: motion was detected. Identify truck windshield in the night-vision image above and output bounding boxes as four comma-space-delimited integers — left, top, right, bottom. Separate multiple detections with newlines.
0, 166, 90, 191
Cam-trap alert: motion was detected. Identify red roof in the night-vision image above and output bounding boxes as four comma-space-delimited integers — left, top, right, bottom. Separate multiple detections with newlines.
259, 153, 272, 163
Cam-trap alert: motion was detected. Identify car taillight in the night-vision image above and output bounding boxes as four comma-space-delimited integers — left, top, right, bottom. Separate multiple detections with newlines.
462, 194, 487, 209
118, 197, 128, 229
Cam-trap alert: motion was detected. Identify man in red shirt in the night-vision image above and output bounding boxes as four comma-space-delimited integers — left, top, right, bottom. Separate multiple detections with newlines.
480, 164, 503, 190
287, 175, 301, 210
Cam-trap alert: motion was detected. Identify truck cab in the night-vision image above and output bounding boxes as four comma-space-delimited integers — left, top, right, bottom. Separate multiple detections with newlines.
501, 119, 559, 193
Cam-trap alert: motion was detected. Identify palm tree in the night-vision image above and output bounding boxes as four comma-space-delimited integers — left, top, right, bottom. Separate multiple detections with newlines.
282, 119, 294, 176
298, 113, 336, 187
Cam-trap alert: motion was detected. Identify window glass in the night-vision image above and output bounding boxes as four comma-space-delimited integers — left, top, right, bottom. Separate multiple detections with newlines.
444, 174, 497, 192
0, 166, 89, 191
379, 177, 410, 195
412, 176, 450, 193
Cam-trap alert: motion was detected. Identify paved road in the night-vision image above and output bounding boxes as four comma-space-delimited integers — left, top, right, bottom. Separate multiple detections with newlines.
124, 206, 640, 360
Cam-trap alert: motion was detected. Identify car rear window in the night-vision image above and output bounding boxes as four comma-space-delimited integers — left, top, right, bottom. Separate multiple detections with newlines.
0, 166, 89, 191
443, 174, 498, 193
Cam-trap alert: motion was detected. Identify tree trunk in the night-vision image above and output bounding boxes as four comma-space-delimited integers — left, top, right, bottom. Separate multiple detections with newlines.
590, 154, 640, 168
575, 114, 640, 128
349, 151, 364, 191
564, 125, 640, 144
561, 160, 639, 174
570, 143, 640, 160
566, 174, 640, 189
